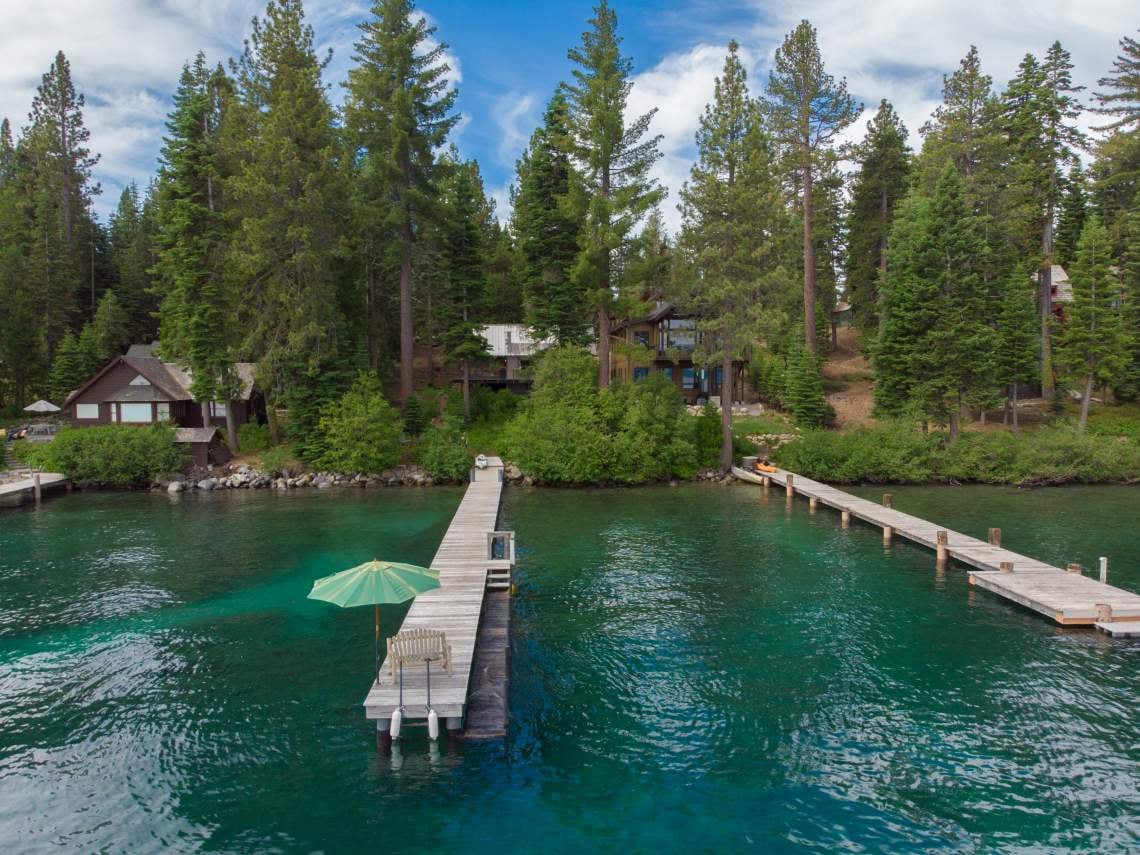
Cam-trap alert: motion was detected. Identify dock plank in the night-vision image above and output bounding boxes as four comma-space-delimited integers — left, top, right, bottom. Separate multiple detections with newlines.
733, 465, 1140, 627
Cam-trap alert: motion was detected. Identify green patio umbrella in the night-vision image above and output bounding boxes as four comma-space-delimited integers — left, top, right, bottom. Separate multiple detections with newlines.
307, 560, 440, 684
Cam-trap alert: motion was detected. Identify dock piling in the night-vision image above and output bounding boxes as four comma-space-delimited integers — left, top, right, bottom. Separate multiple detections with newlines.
1000, 561, 1013, 573
988, 527, 1002, 547
936, 530, 949, 567
882, 493, 893, 509
840, 509, 850, 529
809, 496, 818, 513
1066, 563, 1082, 574
1100, 557, 1108, 584
883, 525, 893, 546
33, 473, 41, 505
785, 474, 795, 498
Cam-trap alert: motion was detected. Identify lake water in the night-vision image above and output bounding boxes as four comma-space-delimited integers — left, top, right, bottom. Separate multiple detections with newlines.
1, 484, 1137, 852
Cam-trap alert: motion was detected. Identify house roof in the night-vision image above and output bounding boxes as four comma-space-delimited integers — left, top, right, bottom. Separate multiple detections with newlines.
613, 301, 678, 332
67, 344, 258, 408
174, 427, 218, 444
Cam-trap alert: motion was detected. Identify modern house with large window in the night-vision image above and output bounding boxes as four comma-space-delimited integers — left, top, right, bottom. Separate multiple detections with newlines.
609, 302, 747, 405
63, 344, 260, 465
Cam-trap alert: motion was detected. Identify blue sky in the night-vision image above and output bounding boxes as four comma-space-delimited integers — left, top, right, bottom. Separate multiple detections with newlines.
0, 0, 1130, 232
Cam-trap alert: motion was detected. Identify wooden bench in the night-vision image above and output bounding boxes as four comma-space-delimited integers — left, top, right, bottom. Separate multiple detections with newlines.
387, 627, 453, 677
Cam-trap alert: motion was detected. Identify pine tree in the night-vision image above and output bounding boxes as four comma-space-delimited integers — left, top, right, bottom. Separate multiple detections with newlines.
1092, 30, 1140, 131
562, 0, 664, 387
154, 52, 240, 443
995, 268, 1039, 431
228, 0, 356, 449
875, 166, 996, 437
845, 99, 910, 333
784, 334, 832, 428
108, 182, 158, 341
1058, 216, 1130, 428
483, 224, 524, 323
513, 92, 588, 344
437, 157, 491, 417
1055, 164, 1088, 269
674, 41, 792, 467
764, 19, 861, 353
1117, 197, 1140, 401
49, 331, 85, 403
344, 0, 459, 399
90, 290, 129, 361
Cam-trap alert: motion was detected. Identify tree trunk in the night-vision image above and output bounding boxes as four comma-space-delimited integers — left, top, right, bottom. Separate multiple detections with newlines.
225, 401, 239, 453
399, 216, 414, 403
802, 161, 817, 353
1040, 265, 1054, 401
1011, 384, 1020, 434
1079, 373, 1093, 430
462, 359, 471, 419
201, 400, 211, 429
266, 401, 281, 446
596, 306, 611, 388
949, 398, 960, 442
720, 353, 734, 472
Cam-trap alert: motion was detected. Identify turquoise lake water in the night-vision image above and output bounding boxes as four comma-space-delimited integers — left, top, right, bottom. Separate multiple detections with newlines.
0, 484, 1138, 852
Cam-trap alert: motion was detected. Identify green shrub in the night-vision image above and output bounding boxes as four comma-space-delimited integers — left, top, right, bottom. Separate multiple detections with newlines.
237, 421, 271, 453
471, 387, 521, 424
417, 418, 472, 481
690, 402, 722, 469
784, 341, 834, 428
402, 395, 427, 437
505, 363, 699, 484
313, 373, 402, 473
257, 446, 295, 476
749, 350, 786, 407
14, 424, 186, 486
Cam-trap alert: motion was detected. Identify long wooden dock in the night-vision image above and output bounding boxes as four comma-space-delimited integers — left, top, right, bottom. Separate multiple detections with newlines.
364, 457, 513, 735
733, 465, 1140, 628
0, 472, 68, 509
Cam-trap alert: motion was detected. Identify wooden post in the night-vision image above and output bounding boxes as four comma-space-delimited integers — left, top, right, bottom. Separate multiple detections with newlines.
1097, 603, 1112, 622
809, 496, 818, 512
33, 473, 41, 504
936, 530, 949, 567
1066, 563, 1082, 574
1000, 561, 1013, 573
882, 493, 892, 509
761, 476, 770, 489
988, 527, 1001, 547
1099, 556, 1108, 584
883, 525, 893, 546
840, 510, 850, 529
785, 474, 794, 498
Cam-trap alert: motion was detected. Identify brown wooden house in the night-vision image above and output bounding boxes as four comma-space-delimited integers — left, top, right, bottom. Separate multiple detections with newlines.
609, 302, 748, 405
63, 344, 260, 460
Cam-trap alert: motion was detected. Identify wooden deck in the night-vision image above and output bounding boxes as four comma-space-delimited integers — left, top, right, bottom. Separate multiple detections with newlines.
0, 473, 68, 509
463, 587, 511, 739
733, 465, 1140, 627
364, 457, 511, 733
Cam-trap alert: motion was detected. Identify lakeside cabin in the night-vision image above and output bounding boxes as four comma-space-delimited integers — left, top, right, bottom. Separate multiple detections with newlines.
63, 343, 261, 466
609, 301, 749, 405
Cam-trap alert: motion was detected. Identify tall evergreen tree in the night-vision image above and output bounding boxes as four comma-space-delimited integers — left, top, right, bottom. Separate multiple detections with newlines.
1092, 30, 1140, 131
1054, 163, 1088, 269
562, 0, 664, 387
49, 330, 85, 403
154, 53, 240, 444
674, 41, 793, 465
995, 268, 1039, 432
108, 182, 159, 342
228, 0, 356, 452
437, 157, 491, 417
483, 224, 524, 323
875, 166, 996, 437
1116, 197, 1140, 400
513, 92, 588, 343
1057, 216, 1130, 428
764, 19, 860, 354
845, 99, 910, 333
344, 0, 459, 399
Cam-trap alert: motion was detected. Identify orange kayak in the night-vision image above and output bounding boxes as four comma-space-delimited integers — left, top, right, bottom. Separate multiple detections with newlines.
754, 463, 778, 474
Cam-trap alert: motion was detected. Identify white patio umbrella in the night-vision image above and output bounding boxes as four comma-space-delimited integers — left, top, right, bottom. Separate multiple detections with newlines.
23, 400, 60, 414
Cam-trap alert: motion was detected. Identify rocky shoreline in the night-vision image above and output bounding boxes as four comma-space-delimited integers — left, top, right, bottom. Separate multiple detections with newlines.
153, 461, 743, 493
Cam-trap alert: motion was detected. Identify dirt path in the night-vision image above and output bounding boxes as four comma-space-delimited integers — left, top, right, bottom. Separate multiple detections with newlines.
822, 327, 876, 428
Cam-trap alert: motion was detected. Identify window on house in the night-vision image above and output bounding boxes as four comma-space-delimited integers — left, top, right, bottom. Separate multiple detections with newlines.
715, 366, 724, 386
210, 402, 227, 418
129, 375, 151, 386
661, 366, 673, 380
156, 402, 170, 421
682, 368, 696, 390
633, 367, 649, 381
633, 331, 650, 347
76, 403, 99, 420
119, 403, 153, 423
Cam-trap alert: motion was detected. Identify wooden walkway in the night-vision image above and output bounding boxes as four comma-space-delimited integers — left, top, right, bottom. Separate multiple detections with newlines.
733, 465, 1140, 628
463, 586, 511, 739
364, 457, 512, 734
0, 473, 68, 509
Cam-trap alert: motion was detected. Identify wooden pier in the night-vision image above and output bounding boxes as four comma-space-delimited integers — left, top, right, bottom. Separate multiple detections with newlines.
733, 465, 1140, 629
364, 456, 514, 736
0, 472, 68, 509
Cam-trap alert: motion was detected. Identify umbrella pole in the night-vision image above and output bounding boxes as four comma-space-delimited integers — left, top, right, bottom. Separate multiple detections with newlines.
425, 659, 432, 710
374, 604, 380, 685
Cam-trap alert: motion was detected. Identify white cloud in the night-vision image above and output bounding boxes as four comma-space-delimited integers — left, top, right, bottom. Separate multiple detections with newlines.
494, 91, 535, 167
